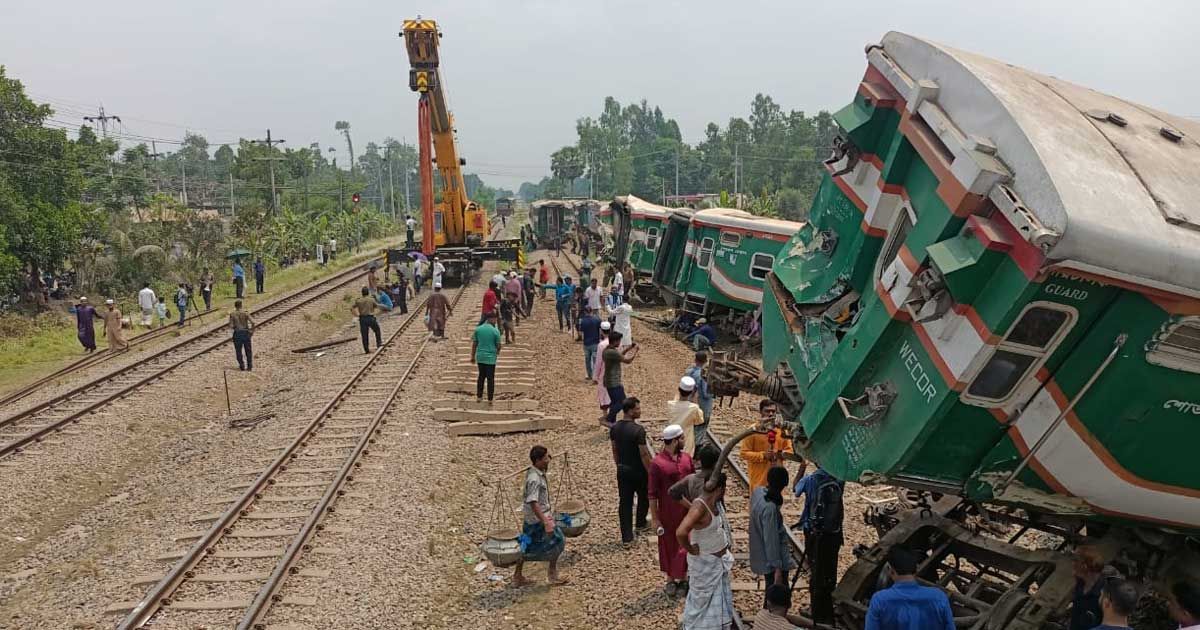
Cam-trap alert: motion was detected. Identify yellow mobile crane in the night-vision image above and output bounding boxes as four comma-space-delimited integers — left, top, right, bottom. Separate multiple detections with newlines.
400, 18, 520, 281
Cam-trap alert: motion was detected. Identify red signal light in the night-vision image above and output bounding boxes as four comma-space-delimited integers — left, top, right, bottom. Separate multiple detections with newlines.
352, 193, 361, 204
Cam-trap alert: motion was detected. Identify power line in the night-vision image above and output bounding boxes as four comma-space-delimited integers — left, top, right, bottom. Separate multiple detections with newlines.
28, 91, 262, 136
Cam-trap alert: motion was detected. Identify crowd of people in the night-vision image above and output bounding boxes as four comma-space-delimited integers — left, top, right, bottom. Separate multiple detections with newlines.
62, 236, 1200, 630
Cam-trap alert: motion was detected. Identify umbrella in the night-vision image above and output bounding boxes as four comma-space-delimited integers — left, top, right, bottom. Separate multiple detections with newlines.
408, 252, 428, 262
226, 248, 252, 260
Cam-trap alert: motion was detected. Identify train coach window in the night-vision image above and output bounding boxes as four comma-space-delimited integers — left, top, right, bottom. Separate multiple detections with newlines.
1146, 317, 1200, 374
877, 203, 916, 281
750, 253, 774, 280
697, 237, 715, 269
720, 231, 741, 248
647, 226, 660, 251
964, 303, 1075, 405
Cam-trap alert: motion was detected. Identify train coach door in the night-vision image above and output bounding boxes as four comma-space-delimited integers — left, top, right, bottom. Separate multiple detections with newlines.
653, 212, 692, 291
612, 203, 631, 268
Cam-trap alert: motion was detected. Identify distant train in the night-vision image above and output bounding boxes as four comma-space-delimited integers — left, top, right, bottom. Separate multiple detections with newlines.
604, 195, 804, 322
494, 197, 515, 218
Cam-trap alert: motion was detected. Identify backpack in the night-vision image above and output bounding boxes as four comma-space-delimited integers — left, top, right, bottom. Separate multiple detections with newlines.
811, 478, 844, 535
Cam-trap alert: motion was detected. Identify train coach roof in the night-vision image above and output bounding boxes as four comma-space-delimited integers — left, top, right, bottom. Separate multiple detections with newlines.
692, 208, 804, 236
531, 199, 572, 209
613, 194, 672, 219
880, 32, 1200, 296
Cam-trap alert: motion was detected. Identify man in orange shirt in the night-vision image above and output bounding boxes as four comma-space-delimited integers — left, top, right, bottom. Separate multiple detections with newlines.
740, 399, 794, 490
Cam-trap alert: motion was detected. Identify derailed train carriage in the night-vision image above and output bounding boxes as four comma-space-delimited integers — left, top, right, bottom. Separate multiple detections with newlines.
530, 199, 599, 248
607, 195, 672, 293
653, 207, 802, 322
530, 199, 571, 247
713, 32, 1200, 628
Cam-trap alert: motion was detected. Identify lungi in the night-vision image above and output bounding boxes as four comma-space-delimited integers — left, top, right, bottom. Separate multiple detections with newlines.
520, 521, 565, 562
681, 550, 735, 629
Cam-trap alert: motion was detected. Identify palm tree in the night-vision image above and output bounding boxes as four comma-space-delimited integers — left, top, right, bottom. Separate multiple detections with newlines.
335, 121, 355, 176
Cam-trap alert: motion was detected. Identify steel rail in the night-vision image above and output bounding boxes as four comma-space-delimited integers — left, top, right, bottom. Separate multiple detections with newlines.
705, 426, 813, 630
0, 256, 383, 460
116, 286, 463, 629
238, 286, 466, 629
0, 308, 224, 410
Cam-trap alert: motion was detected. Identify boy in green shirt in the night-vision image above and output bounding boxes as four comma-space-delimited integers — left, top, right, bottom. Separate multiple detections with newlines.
472, 311, 503, 402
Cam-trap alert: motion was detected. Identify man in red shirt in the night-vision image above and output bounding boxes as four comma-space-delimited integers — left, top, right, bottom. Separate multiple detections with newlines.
481, 279, 500, 324
649, 424, 695, 596
538, 260, 550, 300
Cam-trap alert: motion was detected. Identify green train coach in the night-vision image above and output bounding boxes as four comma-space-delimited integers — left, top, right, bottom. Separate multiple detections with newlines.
653, 207, 802, 320
608, 195, 672, 282
529, 199, 571, 247
714, 32, 1200, 626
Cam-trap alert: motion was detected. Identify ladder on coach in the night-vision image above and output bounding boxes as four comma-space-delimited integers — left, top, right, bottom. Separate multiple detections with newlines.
682, 293, 708, 317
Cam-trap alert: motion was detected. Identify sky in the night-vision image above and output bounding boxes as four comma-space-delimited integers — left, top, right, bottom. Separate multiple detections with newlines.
4, 0, 1198, 190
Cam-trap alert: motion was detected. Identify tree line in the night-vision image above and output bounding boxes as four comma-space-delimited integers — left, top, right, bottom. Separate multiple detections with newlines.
522, 94, 838, 220
0, 65, 511, 305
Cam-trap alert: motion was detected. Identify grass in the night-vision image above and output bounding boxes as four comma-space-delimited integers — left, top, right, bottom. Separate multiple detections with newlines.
0, 237, 399, 397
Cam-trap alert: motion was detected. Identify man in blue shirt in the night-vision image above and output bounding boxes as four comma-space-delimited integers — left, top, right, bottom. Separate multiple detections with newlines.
685, 318, 717, 351
683, 352, 714, 437
578, 306, 602, 383
232, 260, 246, 299
794, 465, 845, 625
865, 547, 955, 630
541, 275, 575, 332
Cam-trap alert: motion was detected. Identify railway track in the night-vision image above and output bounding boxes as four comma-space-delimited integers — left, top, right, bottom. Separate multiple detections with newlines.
0, 307, 223, 411
706, 411, 810, 630
110, 284, 467, 629
0, 257, 383, 461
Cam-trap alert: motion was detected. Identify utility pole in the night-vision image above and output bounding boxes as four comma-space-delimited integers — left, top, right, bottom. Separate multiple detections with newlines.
250, 129, 286, 213
229, 172, 236, 215
84, 106, 121, 176
674, 148, 680, 202
334, 157, 344, 213
180, 159, 188, 206
303, 156, 310, 214
376, 161, 387, 209
733, 143, 741, 209
83, 105, 121, 136
386, 148, 397, 220
149, 141, 164, 194
402, 138, 411, 214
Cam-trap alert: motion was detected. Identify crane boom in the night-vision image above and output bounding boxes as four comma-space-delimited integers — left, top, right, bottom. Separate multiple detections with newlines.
401, 18, 487, 249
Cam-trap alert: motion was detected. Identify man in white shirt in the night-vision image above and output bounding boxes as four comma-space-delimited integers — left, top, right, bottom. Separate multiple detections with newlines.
608, 301, 633, 348
412, 258, 425, 293
432, 257, 446, 287
405, 215, 417, 248
137, 283, 157, 328
328, 237, 337, 261
612, 267, 624, 294
584, 278, 602, 312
